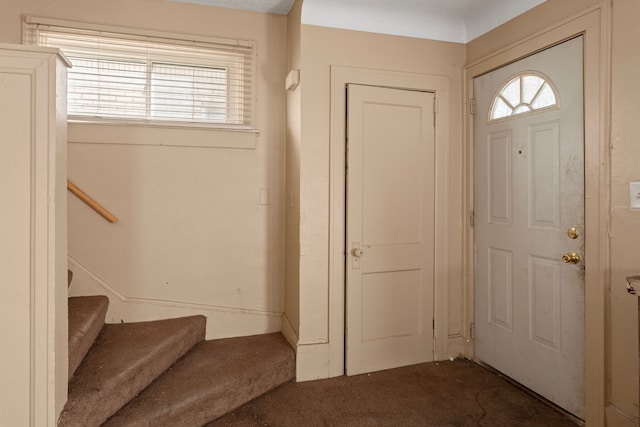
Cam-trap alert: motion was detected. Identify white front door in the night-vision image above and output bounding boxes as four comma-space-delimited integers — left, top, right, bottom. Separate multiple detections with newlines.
345, 84, 435, 376
474, 36, 585, 417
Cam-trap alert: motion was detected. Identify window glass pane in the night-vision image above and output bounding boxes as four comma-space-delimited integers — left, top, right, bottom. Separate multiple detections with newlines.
513, 105, 531, 115
489, 73, 558, 122
531, 83, 557, 109
521, 75, 545, 104
491, 97, 513, 120
501, 78, 521, 107
68, 57, 147, 118
150, 63, 228, 123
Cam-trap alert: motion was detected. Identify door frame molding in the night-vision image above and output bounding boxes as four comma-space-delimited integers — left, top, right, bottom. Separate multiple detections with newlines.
329, 66, 451, 377
464, 6, 610, 425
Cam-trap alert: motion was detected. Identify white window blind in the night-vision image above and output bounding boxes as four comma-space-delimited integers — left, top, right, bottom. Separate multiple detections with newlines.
23, 17, 255, 128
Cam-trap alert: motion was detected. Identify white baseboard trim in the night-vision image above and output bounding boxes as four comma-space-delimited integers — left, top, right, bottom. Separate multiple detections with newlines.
606, 403, 640, 427
295, 342, 331, 382
280, 313, 298, 350
68, 256, 282, 340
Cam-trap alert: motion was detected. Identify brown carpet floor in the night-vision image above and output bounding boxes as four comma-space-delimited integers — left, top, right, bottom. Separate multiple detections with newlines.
209, 359, 581, 427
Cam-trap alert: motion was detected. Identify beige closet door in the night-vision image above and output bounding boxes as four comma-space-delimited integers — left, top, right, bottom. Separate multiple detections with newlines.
474, 36, 584, 417
346, 84, 435, 376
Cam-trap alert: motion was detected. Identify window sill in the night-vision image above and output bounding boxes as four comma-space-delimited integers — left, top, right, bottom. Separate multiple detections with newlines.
68, 121, 259, 150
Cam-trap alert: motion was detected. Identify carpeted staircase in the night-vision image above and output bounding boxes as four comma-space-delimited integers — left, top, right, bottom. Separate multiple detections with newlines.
61, 287, 295, 426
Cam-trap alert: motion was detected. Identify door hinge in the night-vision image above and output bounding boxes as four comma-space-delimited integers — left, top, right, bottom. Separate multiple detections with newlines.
470, 209, 475, 228
345, 137, 349, 176
433, 97, 437, 127
469, 97, 476, 115
470, 322, 475, 339
432, 318, 436, 340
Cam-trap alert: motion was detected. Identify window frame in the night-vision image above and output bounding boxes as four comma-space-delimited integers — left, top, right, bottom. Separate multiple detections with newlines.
23, 15, 257, 132
487, 70, 560, 124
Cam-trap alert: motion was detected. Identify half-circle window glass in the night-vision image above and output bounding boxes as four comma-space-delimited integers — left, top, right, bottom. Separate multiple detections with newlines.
489, 72, 558, 122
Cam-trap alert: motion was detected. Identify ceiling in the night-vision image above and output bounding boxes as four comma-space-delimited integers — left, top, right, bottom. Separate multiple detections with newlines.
167, 0, 295, 14
166, 0, 547, 43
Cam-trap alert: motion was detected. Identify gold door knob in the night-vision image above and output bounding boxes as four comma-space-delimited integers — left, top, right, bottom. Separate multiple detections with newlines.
562, 252, 581, 264
567, 227, 580, 239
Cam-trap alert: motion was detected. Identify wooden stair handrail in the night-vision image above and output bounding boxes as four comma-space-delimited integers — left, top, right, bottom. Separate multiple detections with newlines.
67, 180, 119, 224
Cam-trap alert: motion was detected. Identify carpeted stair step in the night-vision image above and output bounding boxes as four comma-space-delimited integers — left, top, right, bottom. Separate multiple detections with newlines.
59, 315, 206, 427
68, 295, 109, 380
103, 333, 295, 427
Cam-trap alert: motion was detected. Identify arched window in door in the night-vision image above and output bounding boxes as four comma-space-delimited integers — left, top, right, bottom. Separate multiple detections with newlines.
488, 72, 559, 122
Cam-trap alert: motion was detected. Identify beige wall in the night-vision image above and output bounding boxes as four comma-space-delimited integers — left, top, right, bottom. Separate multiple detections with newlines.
466, 0, 602, 64
1, 0, 288, 339
610, 0, 640, 423
291, 21, 466, 378
3, 0, 634, 422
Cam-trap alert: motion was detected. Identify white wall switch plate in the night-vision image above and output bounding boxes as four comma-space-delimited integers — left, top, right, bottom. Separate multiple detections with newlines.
259, 188, 270, 206
629, 182, 640, 209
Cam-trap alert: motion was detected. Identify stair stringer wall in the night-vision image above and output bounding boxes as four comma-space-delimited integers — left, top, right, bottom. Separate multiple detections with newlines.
68, 257, 282, 340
